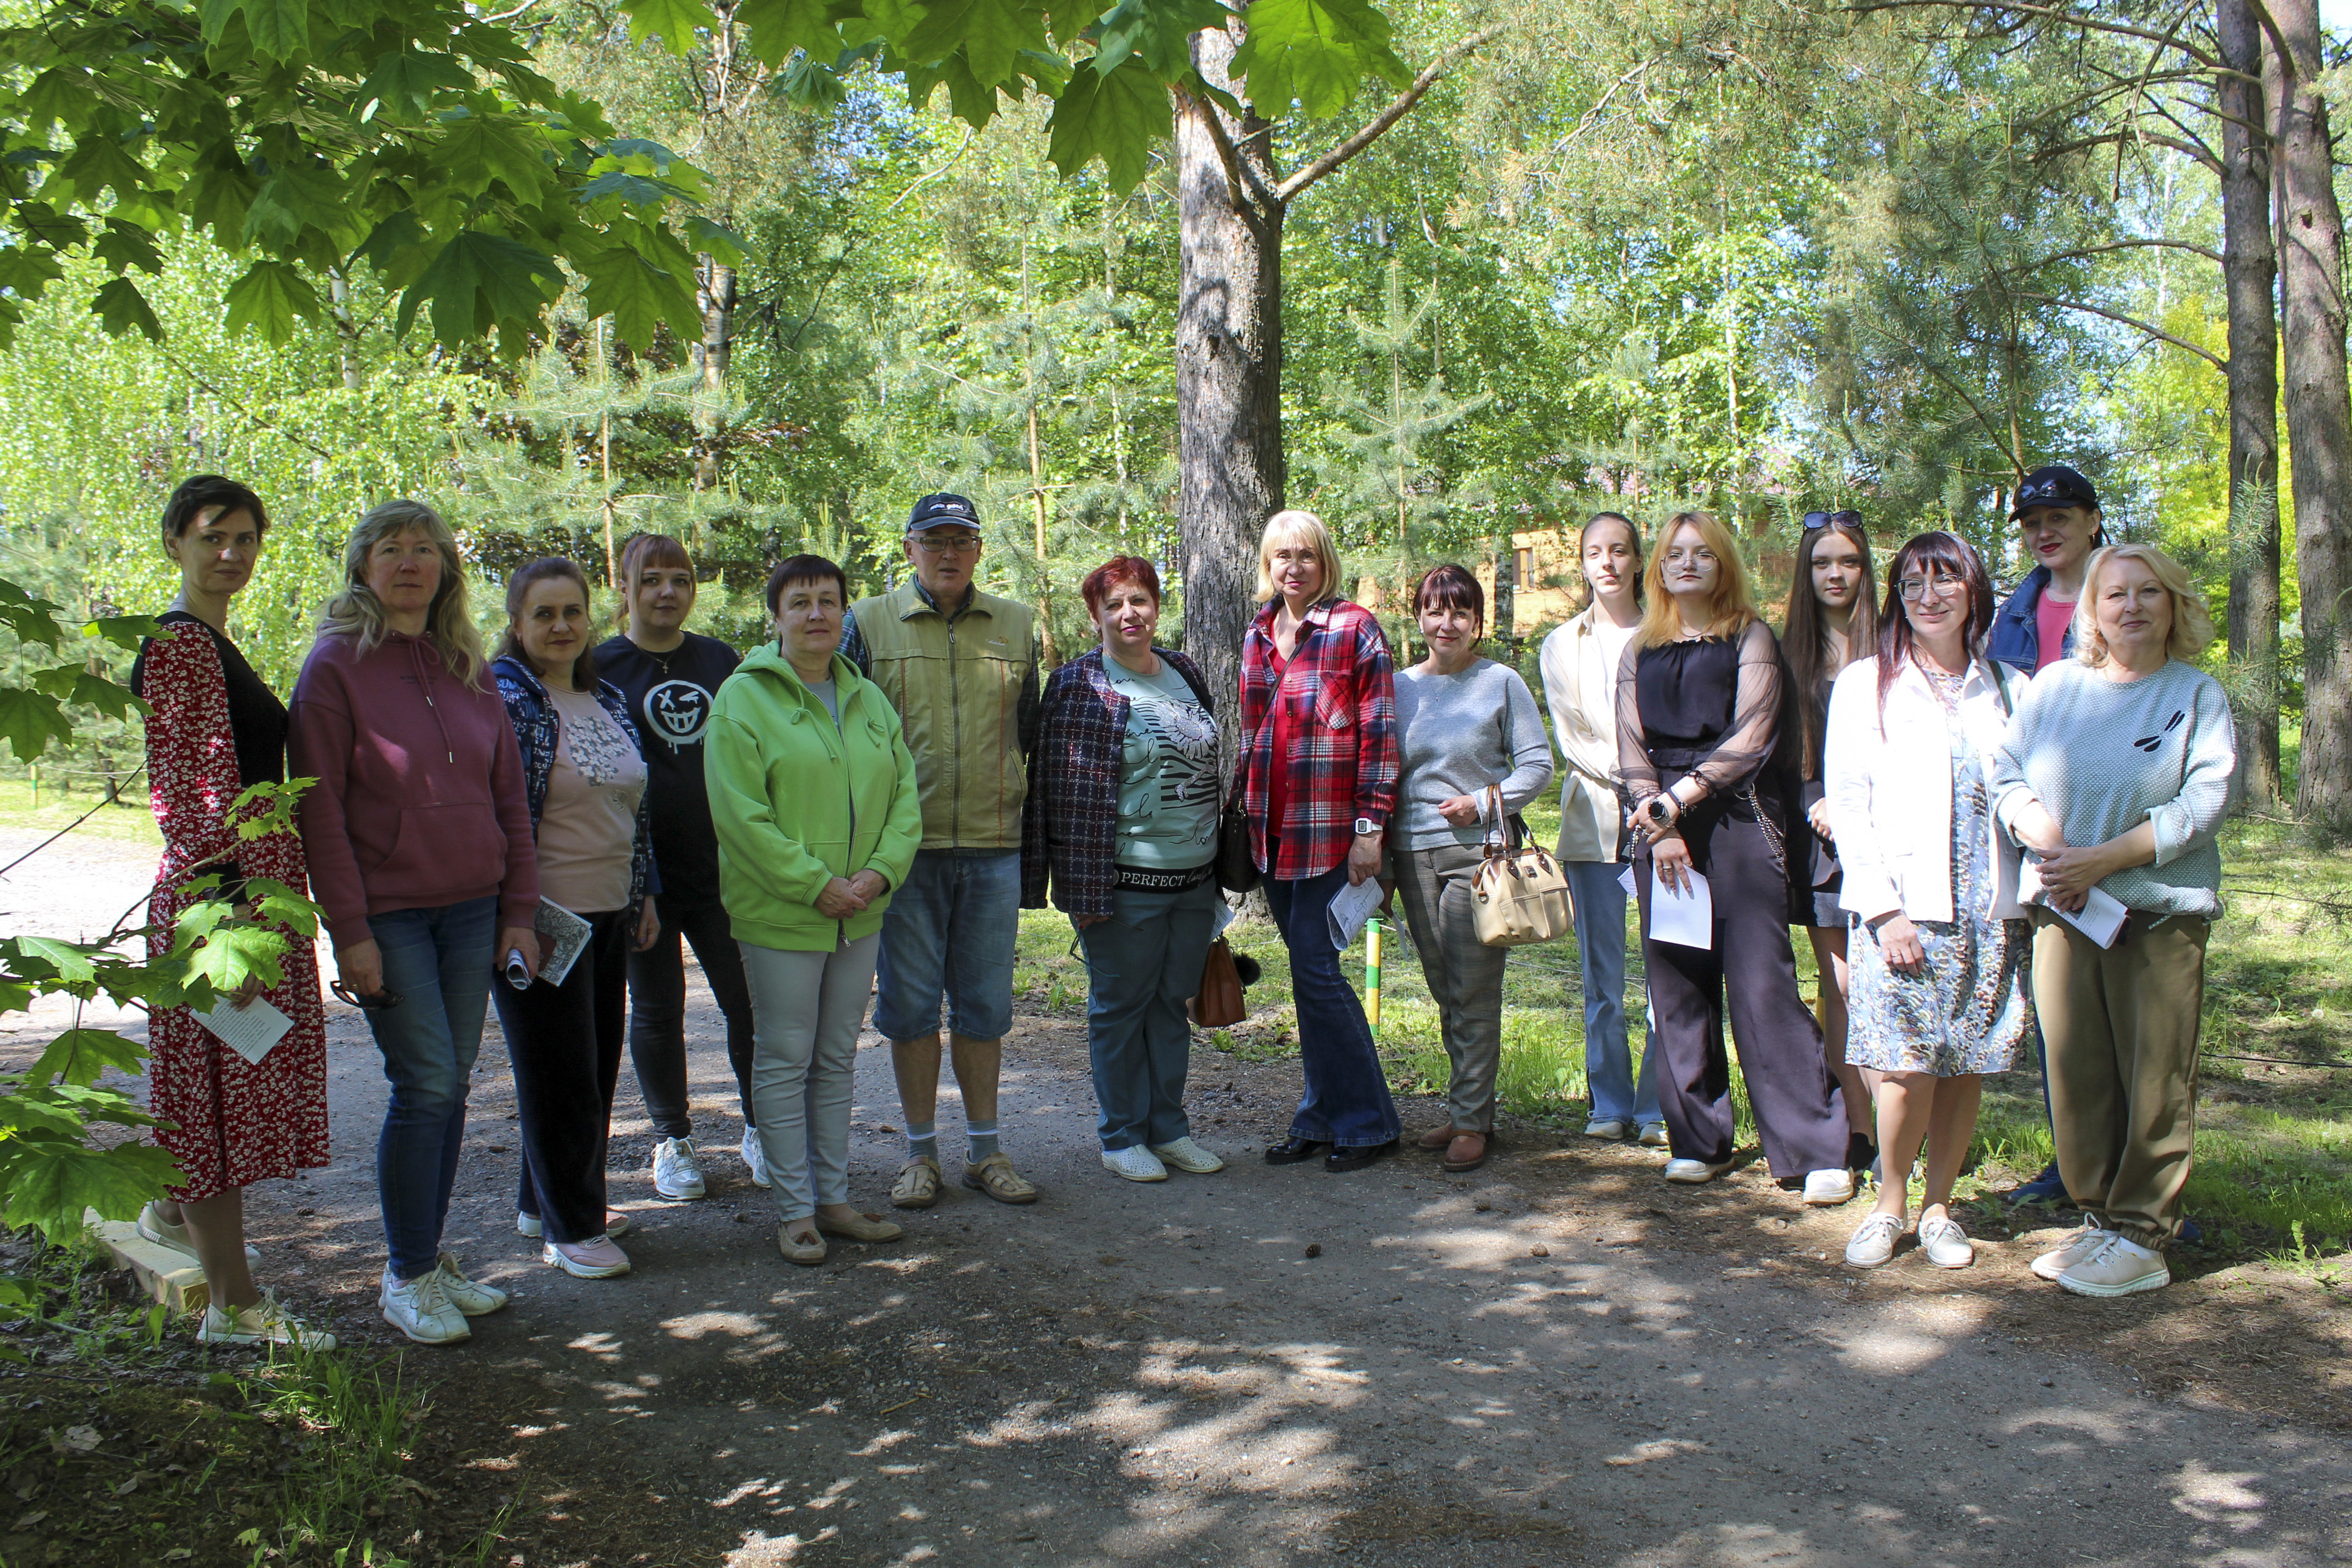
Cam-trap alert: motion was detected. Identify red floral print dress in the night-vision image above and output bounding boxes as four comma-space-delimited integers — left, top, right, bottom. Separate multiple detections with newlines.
136, 615, 329, 1203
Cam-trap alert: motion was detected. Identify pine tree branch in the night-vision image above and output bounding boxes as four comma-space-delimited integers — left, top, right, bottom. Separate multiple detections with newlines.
2013, 291, 2228, 369
1274, 27, 1505, 205
1844, 0, 2235, 77
2002, 237, 2226, 269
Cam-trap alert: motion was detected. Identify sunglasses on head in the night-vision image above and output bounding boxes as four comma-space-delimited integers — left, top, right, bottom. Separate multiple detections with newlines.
2016, 478, 2079, 505
1803, 510, 1862, 531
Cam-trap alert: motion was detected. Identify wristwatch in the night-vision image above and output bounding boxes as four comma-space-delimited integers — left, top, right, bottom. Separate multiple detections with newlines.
1354, 817, 1381, 836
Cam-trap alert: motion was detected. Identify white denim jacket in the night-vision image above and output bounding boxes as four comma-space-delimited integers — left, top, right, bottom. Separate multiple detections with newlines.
1824, 653, 2025, 925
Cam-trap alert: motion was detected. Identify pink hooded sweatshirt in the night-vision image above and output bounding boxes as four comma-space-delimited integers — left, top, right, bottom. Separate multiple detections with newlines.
288, 631, 538, 948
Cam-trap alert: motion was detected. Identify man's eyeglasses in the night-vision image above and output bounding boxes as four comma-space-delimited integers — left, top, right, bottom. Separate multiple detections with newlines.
1803, 510, 1862, 531
1897, 575, 1964, 603
912, 533, 982, 555
332, 980, 404, 1011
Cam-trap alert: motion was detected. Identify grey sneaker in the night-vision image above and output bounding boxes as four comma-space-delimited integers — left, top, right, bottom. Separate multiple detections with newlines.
379, 1268, 470, 1345
741, 1125, 774, 1190
1844, 1212, 1902, 1268
1637, 1122, 1671, 1148
652, 1136, 706, 1200
1917, 1215, 1975, 1269
1583, 1117, 1632, 1140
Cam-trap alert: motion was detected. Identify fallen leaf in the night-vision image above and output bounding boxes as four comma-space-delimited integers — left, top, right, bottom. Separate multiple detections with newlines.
56, 1426, 99, 1453
14, 1511, 47, 1530
113, 1477, 139, 1497
162, 1550, 192, 1561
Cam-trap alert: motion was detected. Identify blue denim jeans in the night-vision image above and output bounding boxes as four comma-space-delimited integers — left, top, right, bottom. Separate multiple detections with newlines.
1565, 859, 1660, 1125
364, 896, 498, 1280
873, 849, 1021, 1043
1076, 879, 1220, 1150
1265, 861, 1400, 1149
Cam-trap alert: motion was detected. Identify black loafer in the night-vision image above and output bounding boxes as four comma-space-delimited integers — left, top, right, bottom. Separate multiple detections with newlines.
1265, 1136, 1333, 1165
1324, 1139, 1399, 1173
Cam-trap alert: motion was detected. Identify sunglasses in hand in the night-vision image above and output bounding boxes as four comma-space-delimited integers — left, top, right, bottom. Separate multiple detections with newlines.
331, 980, 404, 1011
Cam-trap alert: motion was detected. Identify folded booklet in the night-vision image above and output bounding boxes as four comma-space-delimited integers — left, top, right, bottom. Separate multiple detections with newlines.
533, 897, 596, 987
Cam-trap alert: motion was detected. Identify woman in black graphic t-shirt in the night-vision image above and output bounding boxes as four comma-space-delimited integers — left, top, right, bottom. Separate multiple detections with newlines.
592, 534, 750, 1201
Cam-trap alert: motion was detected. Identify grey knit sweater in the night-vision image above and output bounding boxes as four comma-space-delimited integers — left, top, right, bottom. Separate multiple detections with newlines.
1393, 659, 1554, 849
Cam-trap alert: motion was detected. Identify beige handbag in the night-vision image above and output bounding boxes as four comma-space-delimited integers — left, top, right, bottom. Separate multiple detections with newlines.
1469, 785, 1573, 947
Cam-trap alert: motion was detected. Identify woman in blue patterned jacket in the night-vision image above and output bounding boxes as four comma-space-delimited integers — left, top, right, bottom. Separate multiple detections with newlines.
1021, 556, 1227, 1185
491, 557, 660, 1280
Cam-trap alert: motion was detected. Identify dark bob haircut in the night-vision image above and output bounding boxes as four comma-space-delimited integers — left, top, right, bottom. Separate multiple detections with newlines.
1413, 562, 1485, 629
765, 553, 850, 615
1082, 555, 1163, 616
1874, 530, 1994, 728
161, 475, 268, 548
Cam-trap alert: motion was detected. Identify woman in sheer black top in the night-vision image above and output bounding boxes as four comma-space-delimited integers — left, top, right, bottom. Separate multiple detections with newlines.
1616, 511, 1855, 1202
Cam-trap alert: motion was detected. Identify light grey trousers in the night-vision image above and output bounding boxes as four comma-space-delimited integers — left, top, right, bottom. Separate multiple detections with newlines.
739, 933, 881, 1223
1390, 840, 1509, 1131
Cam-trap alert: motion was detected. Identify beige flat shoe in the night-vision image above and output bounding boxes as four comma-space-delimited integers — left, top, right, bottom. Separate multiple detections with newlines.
777, 1224, 827, 1266
815, 1210, 903, 1243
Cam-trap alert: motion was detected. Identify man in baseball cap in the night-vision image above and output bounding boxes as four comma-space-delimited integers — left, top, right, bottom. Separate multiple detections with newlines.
836, 494, 1045, 1210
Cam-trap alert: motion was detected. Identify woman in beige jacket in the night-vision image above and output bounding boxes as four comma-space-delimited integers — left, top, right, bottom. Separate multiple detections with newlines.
1537, 513, 1662, 1144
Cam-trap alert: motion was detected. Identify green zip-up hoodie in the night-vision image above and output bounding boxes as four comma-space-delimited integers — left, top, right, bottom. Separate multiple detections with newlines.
707, 642, 922, 951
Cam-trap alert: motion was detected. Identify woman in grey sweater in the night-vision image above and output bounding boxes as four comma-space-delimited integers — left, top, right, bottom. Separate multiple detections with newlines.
1389, 565, 1553, 1172
1991, 543, 2236, 1300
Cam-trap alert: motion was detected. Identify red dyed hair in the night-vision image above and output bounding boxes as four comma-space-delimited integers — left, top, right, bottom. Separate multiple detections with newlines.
1082, 555, 1163, 616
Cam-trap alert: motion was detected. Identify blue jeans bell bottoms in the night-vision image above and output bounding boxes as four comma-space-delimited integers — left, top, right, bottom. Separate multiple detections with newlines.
1564, 858, 1661, 1126
1264, 851, 1400, 1150
1075, 878, 1221, 1151
362, 895, 498, 1281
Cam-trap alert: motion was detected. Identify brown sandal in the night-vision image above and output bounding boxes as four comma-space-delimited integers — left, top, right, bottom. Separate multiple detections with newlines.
1442, 1131, 1491, 1173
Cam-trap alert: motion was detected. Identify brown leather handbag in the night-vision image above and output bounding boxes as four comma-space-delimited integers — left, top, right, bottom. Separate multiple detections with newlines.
1188, 937, 1247, 1027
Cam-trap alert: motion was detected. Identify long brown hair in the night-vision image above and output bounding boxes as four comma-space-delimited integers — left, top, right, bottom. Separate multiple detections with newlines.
1573, 512, 1644, 614
1783, 516, 1877, 778
1874, 532, 1993, 731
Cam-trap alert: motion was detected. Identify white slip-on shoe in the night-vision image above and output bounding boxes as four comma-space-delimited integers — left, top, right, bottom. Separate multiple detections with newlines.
433, 1253, 509, 1316
2058, 1232, 2169, 1298
1662, 1158, 1732, 1183
380, 1268, 470, 1345
544, 1235, 632, 1279
1844, 1212, 1903, 1268
1583, 1117, 1632, 1140
1637, 1122, 1671, 1148
1803, 1168, 1857, 1206
2031, 1216, 2112, 1281
199, 1292, 337, 1351
137, 1201, 260, 1264
1102, 1145, 1169, 1182
651, 1136, 706, 1200
1917, 1215, 1975, 1269
741, 1125, 774, 1190
1149, 1137, 1226, 1174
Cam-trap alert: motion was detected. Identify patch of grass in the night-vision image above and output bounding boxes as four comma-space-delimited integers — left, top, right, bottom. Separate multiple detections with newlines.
0, 774, 161, 849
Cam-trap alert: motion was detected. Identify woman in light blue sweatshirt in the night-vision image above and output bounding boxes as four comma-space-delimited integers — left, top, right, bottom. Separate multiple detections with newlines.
1388, 565, 1553, 1173
1991, 544, 2236, 1301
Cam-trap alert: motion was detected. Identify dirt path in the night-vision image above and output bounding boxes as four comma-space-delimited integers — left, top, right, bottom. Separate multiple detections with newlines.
4, 831, 2348, 1566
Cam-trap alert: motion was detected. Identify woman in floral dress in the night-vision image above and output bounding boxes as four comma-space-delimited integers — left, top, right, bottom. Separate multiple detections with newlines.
1824, 531, 2034, 1270
132, 475, 332, 1348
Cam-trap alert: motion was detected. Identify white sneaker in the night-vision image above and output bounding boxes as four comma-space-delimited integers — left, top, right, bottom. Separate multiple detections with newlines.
433, 1253, 508, 1316
2057, 1232, 2169, 1297
1803, 1168, 1857, 1206
1637, 1122, 1671, 1148
2030, 1216, 2112, 1281
1844, 1212, 1902, 1268
1662, 1158, 1731, 1183
741, 1125, 773, 1190
1149, 1137, 1226, 1174
544, 1235, 632, 1279
136, 1201, 260, 1264
198, 1293, 337, 1351
380, 1268, 470, 1345
1101, 1145, 1169, 1182
1583, 1117, 1632, 1140
520, 1209, 632, 1239
652, 1136, 706, 1200
1917, 1215, 1975, 1269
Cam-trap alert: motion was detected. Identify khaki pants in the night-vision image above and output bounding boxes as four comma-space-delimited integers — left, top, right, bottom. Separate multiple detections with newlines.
2031, 909, 2208, 1249
1390, 842, 1507, 1132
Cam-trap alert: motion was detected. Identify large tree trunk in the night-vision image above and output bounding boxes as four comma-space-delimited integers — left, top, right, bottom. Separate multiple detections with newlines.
2220, 0, 2282, 809
2267, 0, 2352, 826
1174, 18, 1285, 734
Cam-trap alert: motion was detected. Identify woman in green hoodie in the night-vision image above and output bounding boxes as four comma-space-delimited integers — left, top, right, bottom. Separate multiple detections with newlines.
707, 554, 923, 1266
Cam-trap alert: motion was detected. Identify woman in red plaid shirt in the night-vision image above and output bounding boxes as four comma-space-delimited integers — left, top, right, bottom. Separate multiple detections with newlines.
1236, 511, 1404, 1172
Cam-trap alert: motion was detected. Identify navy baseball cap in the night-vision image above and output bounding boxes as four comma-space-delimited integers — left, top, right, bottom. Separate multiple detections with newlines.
2010, 465, 2099, 518
905, 493, 980, 534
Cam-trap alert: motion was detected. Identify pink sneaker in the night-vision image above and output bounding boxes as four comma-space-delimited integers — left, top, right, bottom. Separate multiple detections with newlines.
543, 1235, 631, 1279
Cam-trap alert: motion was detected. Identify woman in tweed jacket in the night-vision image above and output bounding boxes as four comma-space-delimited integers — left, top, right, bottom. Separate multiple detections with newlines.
1021, 557, 1228, 1184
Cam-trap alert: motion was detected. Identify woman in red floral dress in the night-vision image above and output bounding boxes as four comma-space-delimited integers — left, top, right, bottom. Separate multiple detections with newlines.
132, 475, 333, 1350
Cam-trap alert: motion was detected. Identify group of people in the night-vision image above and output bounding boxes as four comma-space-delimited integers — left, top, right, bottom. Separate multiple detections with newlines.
123, 463, 2231, 1354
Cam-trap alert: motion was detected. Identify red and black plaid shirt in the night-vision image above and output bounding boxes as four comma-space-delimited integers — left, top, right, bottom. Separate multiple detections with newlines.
1235, 597, 1399, 881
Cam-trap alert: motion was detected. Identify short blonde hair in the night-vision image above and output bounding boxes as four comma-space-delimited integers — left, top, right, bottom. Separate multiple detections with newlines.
2074, 544, 2214, 667
1636, 510, 1759, 648
1255, 509, 1346, 604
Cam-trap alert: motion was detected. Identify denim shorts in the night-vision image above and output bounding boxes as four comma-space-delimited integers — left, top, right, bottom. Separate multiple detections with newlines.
872, 849, 1022, 1042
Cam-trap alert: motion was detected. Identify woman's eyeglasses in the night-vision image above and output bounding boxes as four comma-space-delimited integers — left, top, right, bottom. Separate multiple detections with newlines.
1803, 510, 1862, 531
1897, 575, 1965, 603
